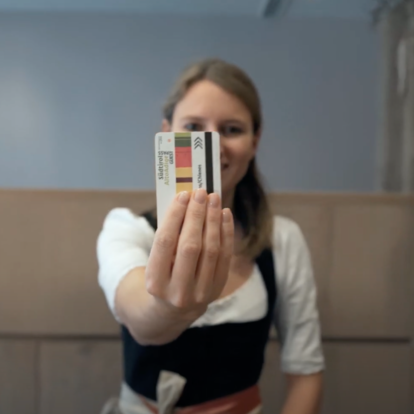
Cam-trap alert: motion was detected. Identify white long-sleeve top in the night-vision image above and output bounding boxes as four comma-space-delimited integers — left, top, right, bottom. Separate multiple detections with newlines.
97, 209, 325, 375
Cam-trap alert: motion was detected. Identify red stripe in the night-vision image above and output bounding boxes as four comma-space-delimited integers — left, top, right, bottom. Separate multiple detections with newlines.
175, 147, 192, 168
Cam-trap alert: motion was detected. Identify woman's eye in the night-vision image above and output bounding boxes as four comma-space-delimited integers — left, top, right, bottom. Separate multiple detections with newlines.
221, 125, 243, 137
184, 123, 202, 132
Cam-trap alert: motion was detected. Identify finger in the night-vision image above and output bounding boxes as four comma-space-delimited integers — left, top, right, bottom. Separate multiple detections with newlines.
195, 193, 222, 303
146, 191, 190, 293
211, 208, 234, 301
170, 189, 207, 304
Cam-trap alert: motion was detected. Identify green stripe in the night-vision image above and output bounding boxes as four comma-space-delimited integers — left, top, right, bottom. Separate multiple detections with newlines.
175, 136, 191, 147
174, 132, 191, 138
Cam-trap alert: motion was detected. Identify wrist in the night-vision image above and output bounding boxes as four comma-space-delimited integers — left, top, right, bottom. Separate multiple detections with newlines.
148, 295, 206, 325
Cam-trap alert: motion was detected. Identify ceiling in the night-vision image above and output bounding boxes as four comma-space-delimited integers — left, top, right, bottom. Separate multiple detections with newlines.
0, 0, 378, 19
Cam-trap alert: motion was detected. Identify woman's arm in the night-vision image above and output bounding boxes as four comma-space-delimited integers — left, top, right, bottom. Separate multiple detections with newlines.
98, 190, 234, 346
281, 373, 323, 414
115, 266, 203, 345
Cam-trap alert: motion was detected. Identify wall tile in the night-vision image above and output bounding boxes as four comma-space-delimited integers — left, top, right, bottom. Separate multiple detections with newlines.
39, 340, 122, 414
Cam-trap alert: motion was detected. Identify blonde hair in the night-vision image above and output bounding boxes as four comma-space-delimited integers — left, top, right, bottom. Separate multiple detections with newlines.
163, 59, 273, 258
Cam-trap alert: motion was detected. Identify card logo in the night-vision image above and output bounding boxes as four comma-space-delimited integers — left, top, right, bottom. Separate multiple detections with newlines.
194, 137, 203, 150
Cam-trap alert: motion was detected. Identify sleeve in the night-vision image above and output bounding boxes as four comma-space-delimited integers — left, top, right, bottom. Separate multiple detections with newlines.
96, 208, 155, 319
273, 216, 325, 375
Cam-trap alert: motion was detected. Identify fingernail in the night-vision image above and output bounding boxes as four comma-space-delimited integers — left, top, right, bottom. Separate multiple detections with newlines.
208, 193, 220, 209
194, 188, 207, 204
177, 191, 190, 206
222, 208, 232, 223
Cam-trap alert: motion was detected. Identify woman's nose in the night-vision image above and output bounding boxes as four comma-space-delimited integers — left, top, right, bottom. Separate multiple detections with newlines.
204, 123, 224, 154
206, 122, 219, 133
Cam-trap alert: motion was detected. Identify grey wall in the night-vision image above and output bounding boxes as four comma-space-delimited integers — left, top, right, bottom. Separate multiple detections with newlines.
0, 13, 379, 191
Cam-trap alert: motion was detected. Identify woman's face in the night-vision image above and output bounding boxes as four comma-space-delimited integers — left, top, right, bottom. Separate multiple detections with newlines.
162, 80, 260, 199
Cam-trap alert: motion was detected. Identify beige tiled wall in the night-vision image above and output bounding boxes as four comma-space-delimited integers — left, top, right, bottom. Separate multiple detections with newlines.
0, 340, 37, 414
0, 190, 413, 413
327, 205, 414, 338
39, 341, 122, 414
321, 343, 412, 414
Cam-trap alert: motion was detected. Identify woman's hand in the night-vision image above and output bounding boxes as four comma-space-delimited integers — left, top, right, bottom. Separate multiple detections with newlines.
145, 188, 234, 321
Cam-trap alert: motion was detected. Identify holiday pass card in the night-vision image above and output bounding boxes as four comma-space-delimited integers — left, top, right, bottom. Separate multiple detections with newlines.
155, 131, 221, 225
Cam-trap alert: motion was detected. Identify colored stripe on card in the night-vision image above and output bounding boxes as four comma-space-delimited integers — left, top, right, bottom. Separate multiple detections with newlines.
176, 182, 193, 192
175, 137, 192, 147
175, 147, 192, 168
176, 177, 192, 183
176, 167, 192, 178
175, 133, 193, 193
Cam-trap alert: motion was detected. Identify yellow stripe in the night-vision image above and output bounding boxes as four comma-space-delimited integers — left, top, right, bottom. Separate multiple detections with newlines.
175, 167, 192, 178
175, 132, 191, 138
176, 182, 193, 193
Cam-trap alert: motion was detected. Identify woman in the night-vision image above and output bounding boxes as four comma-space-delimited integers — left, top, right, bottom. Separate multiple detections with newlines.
97, 59, 324, 414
